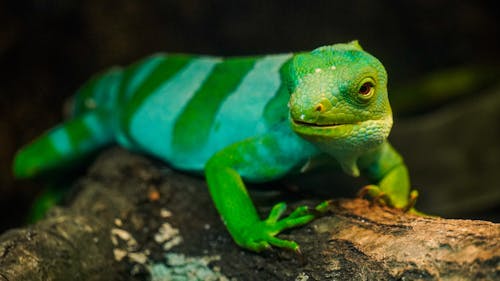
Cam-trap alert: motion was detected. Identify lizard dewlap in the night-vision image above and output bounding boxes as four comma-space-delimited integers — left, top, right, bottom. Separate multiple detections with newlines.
14, 41, 418, 252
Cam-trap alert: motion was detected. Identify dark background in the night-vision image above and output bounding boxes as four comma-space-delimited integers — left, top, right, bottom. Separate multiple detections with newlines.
1, 0, 499, 232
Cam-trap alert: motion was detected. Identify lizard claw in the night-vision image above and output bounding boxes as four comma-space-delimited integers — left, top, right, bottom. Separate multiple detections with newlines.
236, 201, 329, 252
358, 185, 426, 216
402, 189, 419, 212
357, 185, 388, 206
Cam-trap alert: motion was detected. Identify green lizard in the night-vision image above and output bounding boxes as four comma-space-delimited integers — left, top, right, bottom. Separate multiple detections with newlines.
13, 41, 418, 252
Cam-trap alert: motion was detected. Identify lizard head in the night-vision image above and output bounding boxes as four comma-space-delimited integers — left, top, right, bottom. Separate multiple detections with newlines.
287, 41, 393, 176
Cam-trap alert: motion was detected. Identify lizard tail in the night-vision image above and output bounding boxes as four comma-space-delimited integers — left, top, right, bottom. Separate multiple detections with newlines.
13, 110, 114, 178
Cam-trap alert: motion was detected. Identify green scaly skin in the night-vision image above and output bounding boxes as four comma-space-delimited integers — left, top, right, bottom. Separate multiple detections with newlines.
13, 41, 418, 252
206, 41, 417, 251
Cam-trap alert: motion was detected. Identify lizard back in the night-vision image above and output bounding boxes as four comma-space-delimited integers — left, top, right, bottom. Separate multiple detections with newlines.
72, 53, 294, 172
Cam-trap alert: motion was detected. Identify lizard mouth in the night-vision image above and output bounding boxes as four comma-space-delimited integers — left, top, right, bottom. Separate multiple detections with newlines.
290, 118, 358, 138
291, 119, 349, 128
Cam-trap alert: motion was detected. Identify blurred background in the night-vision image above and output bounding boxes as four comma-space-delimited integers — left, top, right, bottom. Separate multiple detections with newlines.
0, 0, 499, 233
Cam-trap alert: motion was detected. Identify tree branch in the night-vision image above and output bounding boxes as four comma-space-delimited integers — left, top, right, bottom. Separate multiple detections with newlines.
1, 148, 498, 280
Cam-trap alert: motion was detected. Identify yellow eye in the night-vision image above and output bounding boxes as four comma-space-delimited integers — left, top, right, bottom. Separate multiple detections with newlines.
357, 79, 375, 101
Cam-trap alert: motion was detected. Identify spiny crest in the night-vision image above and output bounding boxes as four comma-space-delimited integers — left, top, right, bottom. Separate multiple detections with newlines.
287, 40, 366, 92
312, 40, 364, 53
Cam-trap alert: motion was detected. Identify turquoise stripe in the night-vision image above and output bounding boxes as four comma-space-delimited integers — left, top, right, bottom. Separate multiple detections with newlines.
49, 126, 72, 155
72, 74, 100, 116
71, 67, 123, 116
92, 74, 109, 108
208, 54, 292, 143
123, 54, 167, 101
123, 55, 193, 127
130, 57, 221, 158
172, 57, 257, 154
98, 67, 123, 109
105, 68, 123, 108
83, 112, 111, 144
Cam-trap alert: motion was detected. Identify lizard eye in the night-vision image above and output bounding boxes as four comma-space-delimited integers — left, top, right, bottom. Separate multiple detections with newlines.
358, 82, 372, 95
356, 79, 375, 101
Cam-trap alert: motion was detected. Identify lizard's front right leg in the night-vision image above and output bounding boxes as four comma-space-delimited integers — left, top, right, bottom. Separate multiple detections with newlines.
204, 135, 321, 252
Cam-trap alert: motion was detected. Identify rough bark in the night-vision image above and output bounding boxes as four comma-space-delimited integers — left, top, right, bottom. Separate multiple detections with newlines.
1, 148, 498, 281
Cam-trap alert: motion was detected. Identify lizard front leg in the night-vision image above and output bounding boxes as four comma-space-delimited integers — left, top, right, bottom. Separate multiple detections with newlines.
204, 133, 321, 252
358, 142, 419, 211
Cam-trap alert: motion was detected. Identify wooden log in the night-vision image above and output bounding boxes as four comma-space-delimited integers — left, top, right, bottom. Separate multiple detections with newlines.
1, 148, 498, 281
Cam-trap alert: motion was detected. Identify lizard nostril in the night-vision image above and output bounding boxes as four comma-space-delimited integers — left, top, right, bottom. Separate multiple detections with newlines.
314, 103, 324, 112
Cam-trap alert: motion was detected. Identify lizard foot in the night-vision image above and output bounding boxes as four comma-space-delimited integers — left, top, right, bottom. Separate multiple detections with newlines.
357, 185, 389, 206
404, 190, 433, 216
357, 185, 420, 213
235, 201, 327, 252
402, 189, 419, 212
